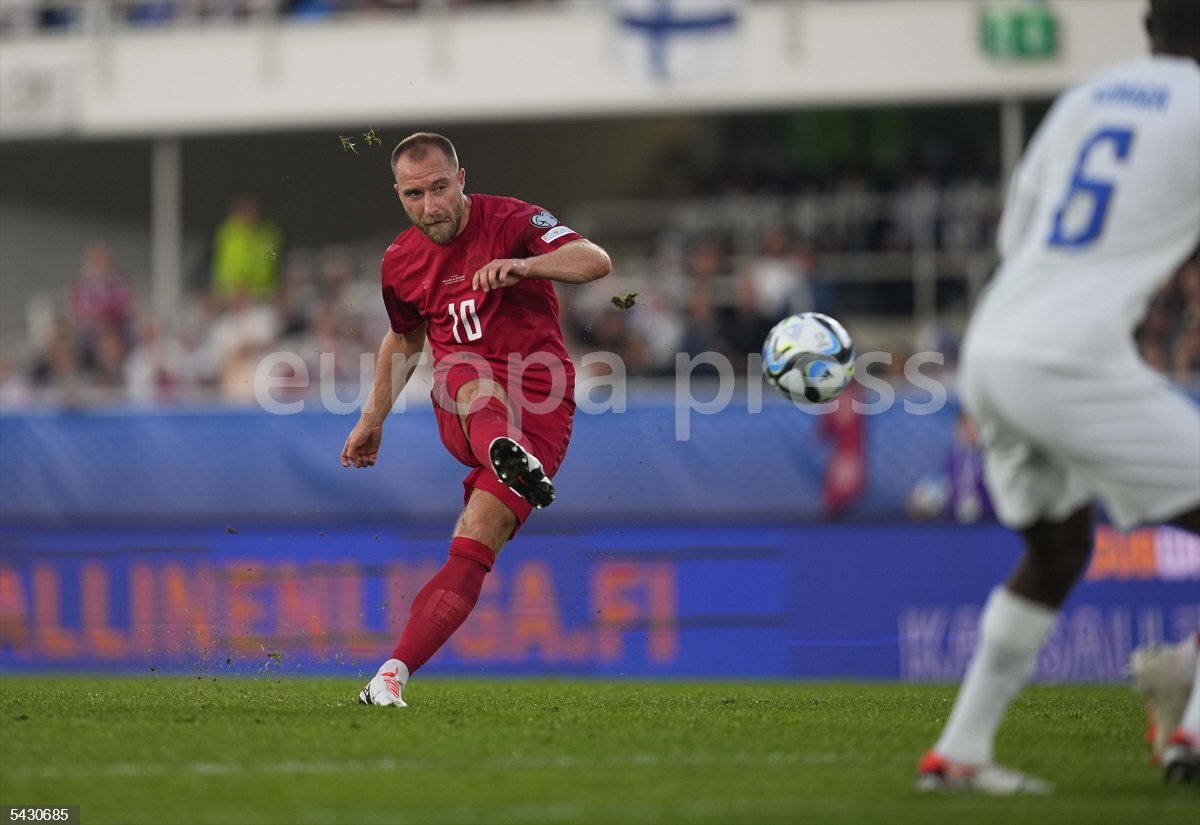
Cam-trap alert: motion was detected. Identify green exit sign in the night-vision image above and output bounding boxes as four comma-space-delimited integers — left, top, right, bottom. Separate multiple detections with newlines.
981, 6, 1059, 59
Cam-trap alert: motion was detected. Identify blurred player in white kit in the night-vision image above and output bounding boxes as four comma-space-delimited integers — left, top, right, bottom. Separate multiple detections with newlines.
917, 0, 1200, 793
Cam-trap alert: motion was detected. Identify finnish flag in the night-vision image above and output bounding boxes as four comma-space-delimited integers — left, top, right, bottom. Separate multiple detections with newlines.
615, 0, 743, 84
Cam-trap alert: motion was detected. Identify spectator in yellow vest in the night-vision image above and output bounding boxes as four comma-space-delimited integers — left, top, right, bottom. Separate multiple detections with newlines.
211, 193, 283, 301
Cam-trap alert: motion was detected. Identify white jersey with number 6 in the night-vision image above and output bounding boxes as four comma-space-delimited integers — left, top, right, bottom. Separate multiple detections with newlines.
964, 55, 1200, 368
960, 54, 1200, 532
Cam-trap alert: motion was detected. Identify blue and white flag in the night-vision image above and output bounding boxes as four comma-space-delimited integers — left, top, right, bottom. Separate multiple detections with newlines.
614, 0, 743, 84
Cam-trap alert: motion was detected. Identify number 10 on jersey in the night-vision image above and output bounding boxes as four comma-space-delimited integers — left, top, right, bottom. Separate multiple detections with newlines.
448, 299, 483, 343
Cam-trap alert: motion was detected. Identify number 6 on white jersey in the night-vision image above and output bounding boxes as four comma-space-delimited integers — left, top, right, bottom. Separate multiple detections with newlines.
1047, 126, 1135, 249
448, 299, 483, 343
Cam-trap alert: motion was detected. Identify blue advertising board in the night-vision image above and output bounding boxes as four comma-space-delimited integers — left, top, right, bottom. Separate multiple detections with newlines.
2, 522, 1195, 681
0, 400, 953, 524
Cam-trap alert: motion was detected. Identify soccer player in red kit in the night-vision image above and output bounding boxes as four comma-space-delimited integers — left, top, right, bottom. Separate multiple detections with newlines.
342, 133, 611, 707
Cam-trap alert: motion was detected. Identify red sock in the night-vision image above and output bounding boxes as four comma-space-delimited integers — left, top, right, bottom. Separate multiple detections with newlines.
466, 395, 527, 467
390, 537, 495, 674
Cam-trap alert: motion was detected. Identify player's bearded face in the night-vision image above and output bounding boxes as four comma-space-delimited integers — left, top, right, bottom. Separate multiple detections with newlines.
395, 157, 468, 245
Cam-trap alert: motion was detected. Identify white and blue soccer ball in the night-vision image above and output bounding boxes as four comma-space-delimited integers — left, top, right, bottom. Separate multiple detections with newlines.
761, 312, 855, 404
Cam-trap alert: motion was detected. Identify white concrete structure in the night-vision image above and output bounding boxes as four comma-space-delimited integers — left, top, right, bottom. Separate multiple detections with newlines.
1, 0, 1146, 140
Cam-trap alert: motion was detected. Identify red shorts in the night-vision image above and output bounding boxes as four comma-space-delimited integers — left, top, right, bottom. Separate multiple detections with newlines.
432, 365, 575, 530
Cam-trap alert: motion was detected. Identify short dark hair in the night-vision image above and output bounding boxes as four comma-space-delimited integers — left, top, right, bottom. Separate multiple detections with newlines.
1148, 0, 1200, 49
390, 132, 459, 172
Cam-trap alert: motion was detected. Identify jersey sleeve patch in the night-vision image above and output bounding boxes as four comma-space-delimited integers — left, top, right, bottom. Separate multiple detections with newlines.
540, 225, 574, 243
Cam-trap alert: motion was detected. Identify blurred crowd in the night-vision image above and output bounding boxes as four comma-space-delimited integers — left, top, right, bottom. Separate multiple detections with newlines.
1, 175, 1196, 409
1, 195, 387, 408
558, 144, 1001, 382
561, 229, 820, 379
0, 0, 567, 36
1136, 259, 1200, 380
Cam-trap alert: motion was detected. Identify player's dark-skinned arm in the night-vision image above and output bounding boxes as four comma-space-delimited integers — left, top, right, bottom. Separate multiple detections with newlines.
471, 239, 612, 292
340, 323, 427, 469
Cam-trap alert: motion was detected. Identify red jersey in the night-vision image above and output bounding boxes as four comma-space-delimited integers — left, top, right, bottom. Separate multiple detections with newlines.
381, 194, 583, 403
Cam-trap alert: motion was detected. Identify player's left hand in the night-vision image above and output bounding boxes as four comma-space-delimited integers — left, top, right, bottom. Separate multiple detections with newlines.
473, 258, 530, 292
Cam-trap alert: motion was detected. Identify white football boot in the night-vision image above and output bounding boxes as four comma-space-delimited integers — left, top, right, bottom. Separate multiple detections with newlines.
358, 658, 409, 707
1129, 641, 1196, 763
915, 751, 1053, 795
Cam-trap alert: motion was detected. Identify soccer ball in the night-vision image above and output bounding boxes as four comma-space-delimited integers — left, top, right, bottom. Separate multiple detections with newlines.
761, 312, 855, 404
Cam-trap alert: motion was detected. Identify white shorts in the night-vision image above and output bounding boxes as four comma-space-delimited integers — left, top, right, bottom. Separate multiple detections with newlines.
959, 355, 1200, 531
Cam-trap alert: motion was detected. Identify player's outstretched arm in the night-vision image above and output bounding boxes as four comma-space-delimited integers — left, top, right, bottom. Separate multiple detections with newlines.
341, 325, 427, 469
472, 239, 611, 292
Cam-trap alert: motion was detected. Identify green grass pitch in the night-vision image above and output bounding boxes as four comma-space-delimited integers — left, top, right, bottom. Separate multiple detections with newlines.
0, 677, 1195, 824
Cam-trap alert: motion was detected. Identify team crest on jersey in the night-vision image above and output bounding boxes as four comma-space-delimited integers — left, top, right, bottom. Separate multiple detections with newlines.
530, 210, 559, 229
